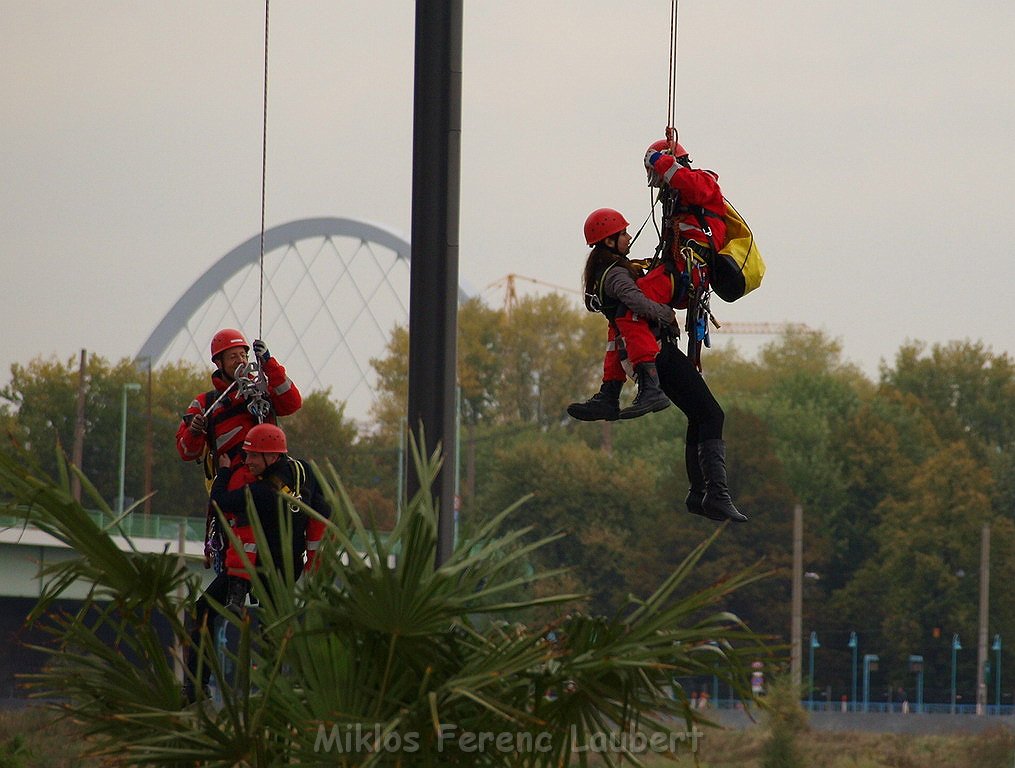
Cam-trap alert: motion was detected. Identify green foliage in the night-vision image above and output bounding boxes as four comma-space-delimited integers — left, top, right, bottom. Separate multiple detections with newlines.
0, 734, 28, 768
10, 302, 1015, 709
882, 340, 1015, 450
0, 436, 769, 767
0, 355, 210, 518
759, 676, 807, 768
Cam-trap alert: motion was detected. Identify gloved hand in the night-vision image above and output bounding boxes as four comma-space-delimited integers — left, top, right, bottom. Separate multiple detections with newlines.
650, 152, 676, 177
187, 412, 208, 434
252, 339, 270, 364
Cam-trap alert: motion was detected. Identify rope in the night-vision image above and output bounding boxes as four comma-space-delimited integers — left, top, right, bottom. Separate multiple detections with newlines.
666, 0, 679, 151
258, 0, 270, 339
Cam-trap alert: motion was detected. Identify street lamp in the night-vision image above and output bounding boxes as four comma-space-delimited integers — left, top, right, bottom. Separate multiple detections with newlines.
862, 653, 879, 713
992, 634, 1002, 715
908, 655, 924, 714
848, 631, 858, 712
808, 631, 820, 710
950, 633, 962, 715
117, 382, 142, 515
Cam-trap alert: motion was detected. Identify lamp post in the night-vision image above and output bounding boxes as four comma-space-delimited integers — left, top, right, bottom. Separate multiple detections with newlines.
951, 633, 962, 714
992, 634, 1002, 715
848, 631, 858, 712
909, 655, 924, 714
117, 382, 142, 515
808, 632, 820, 710
862, 653, 879, 713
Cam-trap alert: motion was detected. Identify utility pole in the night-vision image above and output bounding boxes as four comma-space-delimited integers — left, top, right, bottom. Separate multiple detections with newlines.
406, 0, 462, 567
791, 504, 803, 689
71, 349, 87, 502
143, 360, 154, 517
977, 523, 990, 714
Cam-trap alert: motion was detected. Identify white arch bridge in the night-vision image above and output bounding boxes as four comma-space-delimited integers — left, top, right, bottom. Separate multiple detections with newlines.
135, 217, 467, 421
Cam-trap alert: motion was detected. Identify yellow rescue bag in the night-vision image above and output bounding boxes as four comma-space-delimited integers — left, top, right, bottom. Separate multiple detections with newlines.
710, 200, 765, 303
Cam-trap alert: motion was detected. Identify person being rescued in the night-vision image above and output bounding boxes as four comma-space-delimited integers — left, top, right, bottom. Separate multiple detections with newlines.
209, 423, 332, 609
566, 136, 746, 524
184, 423, 331, 702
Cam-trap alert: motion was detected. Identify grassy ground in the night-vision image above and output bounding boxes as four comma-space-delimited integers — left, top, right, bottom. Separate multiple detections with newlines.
0, 706, 110, 767
656, 723, 1015, 768
1, 706, 1013, 767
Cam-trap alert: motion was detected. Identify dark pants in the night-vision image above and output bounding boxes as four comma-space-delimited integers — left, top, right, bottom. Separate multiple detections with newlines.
655, 338, 725, 444
186, 572, 229, 691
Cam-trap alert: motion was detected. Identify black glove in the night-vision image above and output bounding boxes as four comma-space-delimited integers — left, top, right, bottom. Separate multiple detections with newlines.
252, 339, 270, 364
187, 412, 208, 434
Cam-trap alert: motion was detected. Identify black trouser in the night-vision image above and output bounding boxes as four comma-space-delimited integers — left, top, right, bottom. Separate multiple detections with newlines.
655, 338, 724, 445
187, 572, 229, 690
186, 563, 301, 692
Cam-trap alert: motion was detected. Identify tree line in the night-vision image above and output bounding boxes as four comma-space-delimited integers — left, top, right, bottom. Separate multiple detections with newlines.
4, 294, 1015, 706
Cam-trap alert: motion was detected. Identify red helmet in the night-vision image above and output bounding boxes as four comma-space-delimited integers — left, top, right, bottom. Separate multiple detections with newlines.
646, 138, 689, 159
210, 328, 249, 361
243, 423, 288, 454
583, 208, 630, 246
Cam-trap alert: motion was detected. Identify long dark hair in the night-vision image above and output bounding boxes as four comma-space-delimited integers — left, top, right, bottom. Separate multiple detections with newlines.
582, 243, 639, 300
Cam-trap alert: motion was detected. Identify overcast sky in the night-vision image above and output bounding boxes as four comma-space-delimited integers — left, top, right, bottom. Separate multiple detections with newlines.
2, 1, 1013, 395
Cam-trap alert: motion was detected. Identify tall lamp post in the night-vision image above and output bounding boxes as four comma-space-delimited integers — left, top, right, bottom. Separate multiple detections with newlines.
848, 631, 858, 712
117, 382, 142, 515
862, 653, 879, 713
992, 634, 1002, 715
951, 634, 962, 714
808, 632, 820, 710
909, 655, 924, 713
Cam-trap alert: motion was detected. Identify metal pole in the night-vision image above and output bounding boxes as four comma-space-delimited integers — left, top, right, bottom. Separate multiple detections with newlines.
917, 669, 923, 714
143, 359, 154, 519
791, 504, 803, 690
453, 383, 461, 548
993, 634, 1002, 715
396, 417, 404, 518
951, 634, 962, 714
863, 656, 870, 713
71, 349, 87, 502
808, 631, 819, 710
117, 383, 141, 515
406, 0, 462, 567
849, 632, 858, 713
977, 524, 990, 714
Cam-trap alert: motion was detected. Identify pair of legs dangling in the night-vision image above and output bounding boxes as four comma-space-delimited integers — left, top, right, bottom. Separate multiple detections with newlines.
571, 338, 746, 523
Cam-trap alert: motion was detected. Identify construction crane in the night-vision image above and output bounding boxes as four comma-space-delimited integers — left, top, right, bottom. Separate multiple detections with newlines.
484, 273, 579, 317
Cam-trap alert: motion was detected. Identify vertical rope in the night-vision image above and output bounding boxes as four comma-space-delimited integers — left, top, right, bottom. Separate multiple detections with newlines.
666, 0, 679, 149
258, 0, 270, 339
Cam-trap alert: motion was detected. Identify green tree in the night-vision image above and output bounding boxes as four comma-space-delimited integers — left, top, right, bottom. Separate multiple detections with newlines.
831, 445, 1015, 693
0, 355, 210, 519
475, 434, 663, 614
882, 340, 1015, 451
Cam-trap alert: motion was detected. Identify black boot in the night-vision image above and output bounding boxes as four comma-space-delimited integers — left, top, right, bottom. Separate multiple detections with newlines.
684, 440, 725, 521
698, 439, 748, 522
225, 577, 250, 613
567, 380, 623, 422
619, 362, 671, 419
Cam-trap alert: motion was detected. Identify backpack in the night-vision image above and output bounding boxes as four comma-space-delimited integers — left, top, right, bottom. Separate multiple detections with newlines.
681, 199, 766, 303
711, 200, 765, 303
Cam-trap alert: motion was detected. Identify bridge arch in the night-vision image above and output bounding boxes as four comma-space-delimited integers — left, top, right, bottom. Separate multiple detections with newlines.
137, 217, 462, 420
